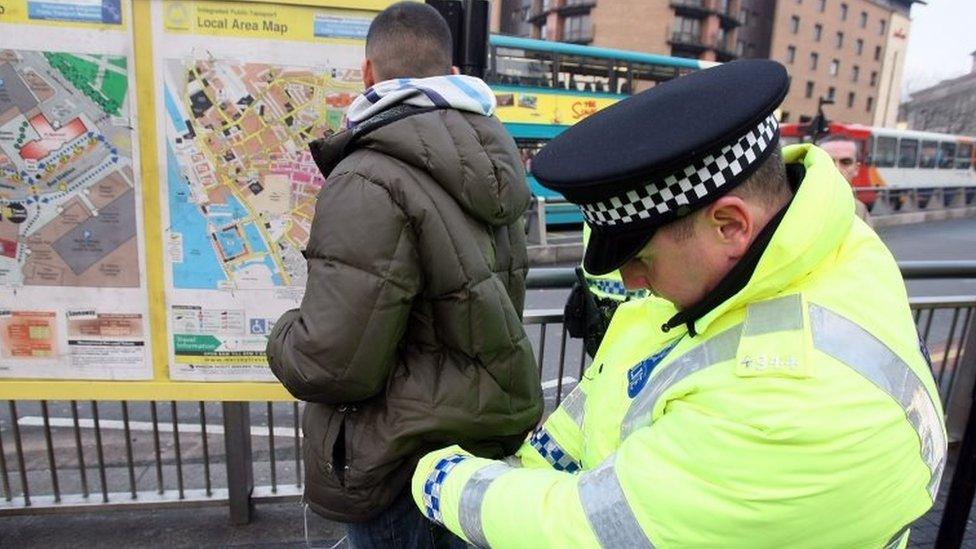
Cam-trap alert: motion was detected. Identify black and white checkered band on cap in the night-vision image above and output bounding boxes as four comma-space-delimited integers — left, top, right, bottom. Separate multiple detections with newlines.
581, 114, 780, 227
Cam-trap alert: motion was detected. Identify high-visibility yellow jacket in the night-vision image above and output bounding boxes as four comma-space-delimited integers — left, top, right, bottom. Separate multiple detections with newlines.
412, 144, 946, 548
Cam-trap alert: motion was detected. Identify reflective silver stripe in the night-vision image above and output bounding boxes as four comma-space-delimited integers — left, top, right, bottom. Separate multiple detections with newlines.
883, 527, 909, 549
621, 326, 742, 438
809, 304, 947, 499
578, 456, 655, 549
743, 294, 804, 336
560, 385, 586, 429
458, 463, 512, 548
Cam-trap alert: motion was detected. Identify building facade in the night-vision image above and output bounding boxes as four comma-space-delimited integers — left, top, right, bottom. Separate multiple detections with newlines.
490, 0, 915, 127
900, 52, 976, 136
768, 0, 912, 126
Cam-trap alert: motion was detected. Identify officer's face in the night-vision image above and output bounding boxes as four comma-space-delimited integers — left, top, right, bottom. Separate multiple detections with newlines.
619, 222, 714, 310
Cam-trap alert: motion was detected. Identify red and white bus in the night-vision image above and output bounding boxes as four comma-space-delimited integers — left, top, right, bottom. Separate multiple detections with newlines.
781, 122, 976, 192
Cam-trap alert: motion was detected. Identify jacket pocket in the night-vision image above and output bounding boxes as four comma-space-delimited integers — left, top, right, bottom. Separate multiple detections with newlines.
303, 403, 344, 487
327, 404, 363, 487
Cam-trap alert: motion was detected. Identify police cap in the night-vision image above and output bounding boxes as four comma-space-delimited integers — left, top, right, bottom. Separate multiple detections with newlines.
532, 59, 790, 275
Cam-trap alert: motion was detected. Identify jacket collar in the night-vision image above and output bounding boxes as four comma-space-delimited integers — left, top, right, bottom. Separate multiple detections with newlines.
665, 144, 855, 337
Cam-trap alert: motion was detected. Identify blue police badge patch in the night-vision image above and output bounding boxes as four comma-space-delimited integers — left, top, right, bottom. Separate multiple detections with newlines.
627, 337, 684, 398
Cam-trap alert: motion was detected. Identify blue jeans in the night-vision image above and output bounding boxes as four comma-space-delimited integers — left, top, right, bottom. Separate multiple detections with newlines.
345, 489, 468, 549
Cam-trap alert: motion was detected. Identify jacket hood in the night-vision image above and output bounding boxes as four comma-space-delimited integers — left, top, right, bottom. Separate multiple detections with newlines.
689, 143, 855, 336
310, 108, 530, 227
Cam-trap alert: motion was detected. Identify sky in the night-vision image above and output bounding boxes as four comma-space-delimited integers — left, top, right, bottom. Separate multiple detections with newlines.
902, 0, 976, 96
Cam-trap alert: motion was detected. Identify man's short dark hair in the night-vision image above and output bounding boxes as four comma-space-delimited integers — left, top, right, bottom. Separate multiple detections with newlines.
668, 149, 790, 240
366, 2, 453, 81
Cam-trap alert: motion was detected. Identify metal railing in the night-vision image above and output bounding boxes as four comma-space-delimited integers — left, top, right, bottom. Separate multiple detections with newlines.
856, 186, 976, 214
1, 263, 976, 547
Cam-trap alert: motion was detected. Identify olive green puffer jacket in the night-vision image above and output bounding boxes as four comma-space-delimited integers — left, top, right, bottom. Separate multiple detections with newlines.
267, 106, 543, 522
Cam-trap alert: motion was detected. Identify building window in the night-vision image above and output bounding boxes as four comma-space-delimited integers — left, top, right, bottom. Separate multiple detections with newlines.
847, 92, 856, 108
814, 23, 823, 41
805, 81, 815, 98
840, 3, 848, 20
874, 45, 882, 61
828, 86, 836, 101
673, 15, 701, 45
851, 65, 859, 82
791, 15, 800, 34
866, 96, 874, 112
563, 14, 592, 42
740, 8, 749, 25
855, 38, 864, 55
836, 31, 844, 48
781, 111, 790, 122
879, 19, 886, 36
829, 59, 839, 76
810, 52, 819, 70
818, 0, 826, 12
870, 71, 878, 86
787, 45, 797, 63
859, 11, 867, 28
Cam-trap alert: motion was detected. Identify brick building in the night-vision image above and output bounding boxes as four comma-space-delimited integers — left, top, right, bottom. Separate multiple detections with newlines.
491, 0, 916, 127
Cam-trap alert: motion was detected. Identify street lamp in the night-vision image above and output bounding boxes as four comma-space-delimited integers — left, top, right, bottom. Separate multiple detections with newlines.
811, 95, 834, 142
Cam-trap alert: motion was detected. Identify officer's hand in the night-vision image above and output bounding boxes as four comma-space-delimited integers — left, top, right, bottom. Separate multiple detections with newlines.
411, 445, 472, 519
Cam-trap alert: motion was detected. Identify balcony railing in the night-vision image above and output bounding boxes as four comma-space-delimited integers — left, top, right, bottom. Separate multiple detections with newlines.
669, 30, 706, 49
670, 0, 743, 26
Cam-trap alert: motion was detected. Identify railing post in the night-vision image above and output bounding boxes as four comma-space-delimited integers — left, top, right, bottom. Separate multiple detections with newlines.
222, 401, 253, 525
872, 188, 894, 215
535, 196, 549, 246
936, 310, 976, 548
927, 188, 945, 211
902, 188, 919, 213
949, 188, 967, 209
526, 197, 548, 246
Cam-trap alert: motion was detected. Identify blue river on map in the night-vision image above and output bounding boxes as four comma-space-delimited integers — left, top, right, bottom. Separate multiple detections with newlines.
164, 88, 186, 134
167, 142, 227, 289
166, 87, 283, 288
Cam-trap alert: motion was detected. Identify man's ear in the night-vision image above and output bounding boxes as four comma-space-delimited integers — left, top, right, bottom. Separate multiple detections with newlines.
705, 196, 754, 257
362, 58, 376, 88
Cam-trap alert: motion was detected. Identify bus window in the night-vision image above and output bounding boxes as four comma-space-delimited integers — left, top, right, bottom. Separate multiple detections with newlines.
957, 143, 974, 169
938, 142, 956, 169
556, 54, 612, 93
874, 136, 897, 167
630, 62, 681, 93
897, 138, 918, 168
919, 140, 938, 168
492, 46, 555, 88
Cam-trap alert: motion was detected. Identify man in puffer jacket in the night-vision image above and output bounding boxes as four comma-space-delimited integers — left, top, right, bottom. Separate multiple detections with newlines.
266, 3, 543, 548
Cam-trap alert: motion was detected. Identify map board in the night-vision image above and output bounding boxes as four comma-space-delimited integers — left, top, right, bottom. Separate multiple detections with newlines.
0, 0, 400, 398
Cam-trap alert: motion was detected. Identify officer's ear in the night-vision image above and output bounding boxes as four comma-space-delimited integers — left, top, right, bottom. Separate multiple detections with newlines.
703, 196, 756, 260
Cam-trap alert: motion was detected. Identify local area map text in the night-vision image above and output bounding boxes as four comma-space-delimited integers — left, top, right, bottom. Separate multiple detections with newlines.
164, 58, 359, 290
0, 49, 137, 288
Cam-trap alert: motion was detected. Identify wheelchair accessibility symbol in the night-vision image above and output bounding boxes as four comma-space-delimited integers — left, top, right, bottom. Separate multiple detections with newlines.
250, 318, 268, 335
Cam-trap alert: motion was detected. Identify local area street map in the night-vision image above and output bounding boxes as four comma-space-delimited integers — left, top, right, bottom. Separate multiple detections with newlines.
163, 57, 359, 291
0, 49, 137, 288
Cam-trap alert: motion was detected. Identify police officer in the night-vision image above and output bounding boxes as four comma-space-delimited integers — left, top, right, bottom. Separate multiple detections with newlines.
410, 60, 945, 548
